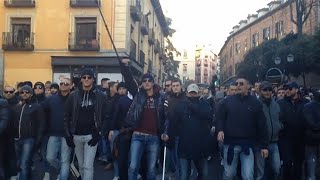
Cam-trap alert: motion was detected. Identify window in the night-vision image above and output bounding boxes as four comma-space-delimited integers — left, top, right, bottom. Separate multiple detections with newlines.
183, 51, 188, 58
244, 38, 248, 52
263, 27, 270, 41
252, 33, 259, 47
11, 18, 31, 48
183, 64, 187, 72
235, 42, 241, 54
275, 21, 284, 38
229, 46, 233, 58
75, 17, 97, 47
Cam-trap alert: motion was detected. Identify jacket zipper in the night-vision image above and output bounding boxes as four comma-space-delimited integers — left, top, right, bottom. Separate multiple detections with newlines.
18, 104, 26, 139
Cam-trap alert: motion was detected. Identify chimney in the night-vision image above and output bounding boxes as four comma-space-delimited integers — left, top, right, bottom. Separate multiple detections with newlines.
247, 14, 258, 23
257, 8, 269, 18
233, 25, 240, 32
239, 20, 248, 29
268, 1, 282, 11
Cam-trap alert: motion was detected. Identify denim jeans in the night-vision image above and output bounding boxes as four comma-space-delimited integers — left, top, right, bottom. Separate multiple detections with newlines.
110, 130, 120, 178
254, 143, 281, 180
73, 135, 98, 180
15, 138, 35, 180
223, 145, 254, 180
97, 138, 110, 162
305, 145, 320, 180
46, 136, 71, 180
128, 133, 160, 180
179, 158, 208, 180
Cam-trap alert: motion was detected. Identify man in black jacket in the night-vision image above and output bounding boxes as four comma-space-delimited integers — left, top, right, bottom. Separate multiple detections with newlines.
64, 68, 109, 180
303, 90, 320, 180
216, 77, 268, 180
0, 95, 9, 180
126, 73, 169, 180
277, 82, 307, 180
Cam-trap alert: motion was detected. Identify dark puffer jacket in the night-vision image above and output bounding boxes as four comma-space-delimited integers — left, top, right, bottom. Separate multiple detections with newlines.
303, 101, 320, 145
125, 84, 168, 135
0, 97, 9, 135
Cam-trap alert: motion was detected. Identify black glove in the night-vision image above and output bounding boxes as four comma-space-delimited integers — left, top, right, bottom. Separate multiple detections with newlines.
65, 136, 75, 148
88, 133, 101, 147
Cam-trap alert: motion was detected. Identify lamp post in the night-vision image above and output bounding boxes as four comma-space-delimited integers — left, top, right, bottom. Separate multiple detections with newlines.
274, 54, 294, 82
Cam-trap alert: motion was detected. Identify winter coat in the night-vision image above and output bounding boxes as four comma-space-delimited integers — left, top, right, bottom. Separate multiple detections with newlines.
111, 95, 133, 130
303, 101, 320, 145
0, 97, 9, 135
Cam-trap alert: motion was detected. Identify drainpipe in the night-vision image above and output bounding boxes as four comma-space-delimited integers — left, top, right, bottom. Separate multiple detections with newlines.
0, 50, 4, 93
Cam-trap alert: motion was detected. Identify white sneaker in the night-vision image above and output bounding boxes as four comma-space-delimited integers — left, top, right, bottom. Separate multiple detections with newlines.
43, 172, 50, 180
113, 177, 119, 180
10, 176, 17, 180
56, 175, 60, 180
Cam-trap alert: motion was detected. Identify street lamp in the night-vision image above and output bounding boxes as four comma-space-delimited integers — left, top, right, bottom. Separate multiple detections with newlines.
274, 54, 295, 82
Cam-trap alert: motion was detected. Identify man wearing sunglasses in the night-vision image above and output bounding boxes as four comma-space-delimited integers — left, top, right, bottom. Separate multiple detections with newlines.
277, 82, 307, 180
126, 73, 169, 180
164, 79, 172, 93
255, 81, 282, 180
64, 68, 109, 180
216, 77, 268, 180
32, 82, 46, 104
42, 78, 72, 180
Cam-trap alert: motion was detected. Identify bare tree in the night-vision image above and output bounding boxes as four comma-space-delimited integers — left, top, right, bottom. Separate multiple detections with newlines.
289, 0, 319, 36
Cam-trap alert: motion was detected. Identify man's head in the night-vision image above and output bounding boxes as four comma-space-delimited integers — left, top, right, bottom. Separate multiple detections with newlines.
286, 82, 299, 99
50, 83, 59, 95
277, 87, 286, 99
226, 83, 237, 96
260, 81, 273, 100
33, 82, 45, 95
3, 86, 15, 100
59, 78, 72, 93
17, 82, 24, 92
203, 88, 210, 98
108, 81, 119, 94
19, 85, 33, 101
171, 78, 182, 94
80, 68, 95, 89
141, 73, 154, 91
235, 78, 250, 96
254, 82, 261, 93
117, 82, 128, 96
101, 78, 110, 89
186, 83, 199, 98
164, 79, 172, 93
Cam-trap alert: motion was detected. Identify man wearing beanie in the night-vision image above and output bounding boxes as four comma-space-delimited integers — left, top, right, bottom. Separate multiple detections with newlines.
32, 82, 46, 104
12, 85, 45, 180
49, 83, 59, 96
125, 70, 169, 180
64, 68, 109, 180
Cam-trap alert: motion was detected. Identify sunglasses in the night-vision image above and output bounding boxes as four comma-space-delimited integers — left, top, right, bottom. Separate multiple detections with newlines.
35, 86, 43, 89
4, 91, 15, 94
142, 79, 152, 83
82, 76, 93, 80
165, 84, 171, 87
262, 87, 273, 92
19, 91, 30, 95
235, 82, 244, 86
60, 82, 70, 86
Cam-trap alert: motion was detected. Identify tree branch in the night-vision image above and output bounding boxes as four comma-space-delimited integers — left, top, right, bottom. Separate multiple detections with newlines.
302, 0, 317, 24
290, 0, 298, 24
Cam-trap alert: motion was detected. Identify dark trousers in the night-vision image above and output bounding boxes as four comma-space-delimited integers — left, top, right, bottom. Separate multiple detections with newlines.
0, 136, 5, 179
0, 134, 17, 179
118, 133, 131, 180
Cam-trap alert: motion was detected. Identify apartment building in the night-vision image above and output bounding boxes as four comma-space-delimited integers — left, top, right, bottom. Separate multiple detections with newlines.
195, 44, 218, 84
177, 49, 195, 84
219, 0, 320, 83
0, 0, 168, 88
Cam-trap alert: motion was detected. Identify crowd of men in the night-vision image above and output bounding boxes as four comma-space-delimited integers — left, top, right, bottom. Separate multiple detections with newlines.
0, 58, 319, 180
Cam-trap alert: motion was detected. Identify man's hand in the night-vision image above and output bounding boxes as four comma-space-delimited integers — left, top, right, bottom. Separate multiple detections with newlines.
121, 58, 130, 66
217, 131, 224, 142
108, 131, 114, 141
261, 149, 269, 158
161, 134, 169, 142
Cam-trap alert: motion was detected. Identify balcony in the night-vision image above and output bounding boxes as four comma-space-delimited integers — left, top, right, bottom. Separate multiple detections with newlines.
130, 0, 141, 22
70, 0, 101, 7
196, 59, 201, 67
148, 29, 155, 45
139, 50, 145, 66
140, 16, 149, 35
68, 32, 100, 51
4, 0, 35, 7
204, 59, 208, 67
159, 51, 166, 60
154, 40, 160, 54
2, 32, 34, 51
130, 39, 137, 60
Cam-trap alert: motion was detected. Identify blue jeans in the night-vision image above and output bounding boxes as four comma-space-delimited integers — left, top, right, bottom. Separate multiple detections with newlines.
73, 135, 98, 180
128, 133, 160, 180
15, 138, 35, 180
97, 138, 110, 162
223, 145, 254, 180
305, 145, 320, 180
254, 143, 281, 180
110, 130, 120, 177
166, 137, 180, 178
46, 136, 71, 180
179, 158, 208, 180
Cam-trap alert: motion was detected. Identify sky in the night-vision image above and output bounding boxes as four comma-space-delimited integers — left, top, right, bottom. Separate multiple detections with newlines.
160, 0, 271, 54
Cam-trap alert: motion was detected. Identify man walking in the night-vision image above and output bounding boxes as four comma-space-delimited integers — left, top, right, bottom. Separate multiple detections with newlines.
216, 77, 268, 180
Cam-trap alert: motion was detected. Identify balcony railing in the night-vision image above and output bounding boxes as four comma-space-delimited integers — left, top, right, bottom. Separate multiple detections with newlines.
140, 16, 149, 35
154, 40, 160, 54
68, 32, 100, 51
4, 0, 35, 7
70, 0, 101, 7
148, 29, 155, 45
2, 32, 34, 51
130, 0, 141, 22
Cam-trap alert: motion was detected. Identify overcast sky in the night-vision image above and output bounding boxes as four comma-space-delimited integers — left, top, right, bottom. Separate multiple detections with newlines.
160, 0, 272, 54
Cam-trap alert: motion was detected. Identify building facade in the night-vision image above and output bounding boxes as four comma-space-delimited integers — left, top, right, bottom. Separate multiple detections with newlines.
195, 44, 218, 84
219, 0, 320, 83
177, 49, 195, 84
0, 0, 168, 88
